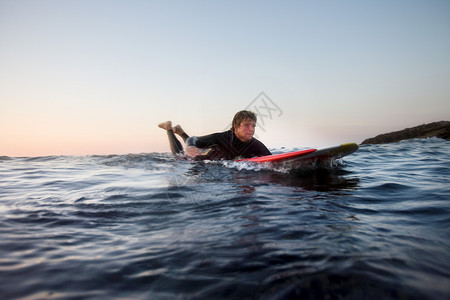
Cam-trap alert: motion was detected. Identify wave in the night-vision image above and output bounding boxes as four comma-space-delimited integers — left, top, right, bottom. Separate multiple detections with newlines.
0, 139, 449, 299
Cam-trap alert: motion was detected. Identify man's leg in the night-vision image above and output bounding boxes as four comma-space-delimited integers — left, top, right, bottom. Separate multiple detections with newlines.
173, 125, 189, 142
158, 121, 184, 155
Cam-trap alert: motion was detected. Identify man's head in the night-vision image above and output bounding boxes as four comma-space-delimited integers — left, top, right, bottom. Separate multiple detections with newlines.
231, 110, 257, 142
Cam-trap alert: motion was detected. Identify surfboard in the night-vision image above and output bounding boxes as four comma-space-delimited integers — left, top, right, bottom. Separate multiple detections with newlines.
237, 143, 359, 165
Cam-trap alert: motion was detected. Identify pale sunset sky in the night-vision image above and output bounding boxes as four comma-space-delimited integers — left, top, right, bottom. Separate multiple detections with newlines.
1, 0, 449, 157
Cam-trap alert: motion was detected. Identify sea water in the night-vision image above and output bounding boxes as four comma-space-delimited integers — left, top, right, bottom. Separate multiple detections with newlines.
0, 138, 449, 299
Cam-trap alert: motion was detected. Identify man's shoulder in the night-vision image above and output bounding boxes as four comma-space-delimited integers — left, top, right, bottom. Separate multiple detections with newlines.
249, 137, 271, 155
207, 130, 232, 137
198, 130, 228, 139
250, 137, 265, 145
216, 130, 233, 140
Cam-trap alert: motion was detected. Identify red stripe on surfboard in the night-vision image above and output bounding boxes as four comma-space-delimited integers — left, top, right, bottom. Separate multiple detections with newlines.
237, 148, 317, 163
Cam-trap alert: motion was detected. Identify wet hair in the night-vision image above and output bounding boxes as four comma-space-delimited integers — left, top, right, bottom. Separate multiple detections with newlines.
231, 110, 257, 132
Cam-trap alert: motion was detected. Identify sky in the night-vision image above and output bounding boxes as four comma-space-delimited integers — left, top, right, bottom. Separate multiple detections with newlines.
1, 0, 449, 157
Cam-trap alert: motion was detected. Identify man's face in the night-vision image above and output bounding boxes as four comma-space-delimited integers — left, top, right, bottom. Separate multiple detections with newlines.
234, 118, 256, 142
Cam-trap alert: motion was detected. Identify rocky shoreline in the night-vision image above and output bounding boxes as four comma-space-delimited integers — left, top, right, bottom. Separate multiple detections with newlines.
361, 121, 450, 145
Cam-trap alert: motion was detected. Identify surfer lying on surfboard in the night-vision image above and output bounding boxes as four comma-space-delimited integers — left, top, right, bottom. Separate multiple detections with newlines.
158, 110, 271, 160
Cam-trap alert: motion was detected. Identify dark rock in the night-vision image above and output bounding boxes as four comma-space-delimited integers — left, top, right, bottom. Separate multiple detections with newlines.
361, 121, 450, 145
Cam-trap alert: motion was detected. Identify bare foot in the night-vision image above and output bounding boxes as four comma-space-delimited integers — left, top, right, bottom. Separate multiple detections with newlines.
173, 125, 184, 136
158, 121, 172, 131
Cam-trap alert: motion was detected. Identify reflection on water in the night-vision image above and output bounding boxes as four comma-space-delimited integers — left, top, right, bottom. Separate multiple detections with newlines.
183, 160, 360, 192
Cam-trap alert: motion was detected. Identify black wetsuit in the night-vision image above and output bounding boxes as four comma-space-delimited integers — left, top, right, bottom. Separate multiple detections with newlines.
165, 129, 271, 160
188, 130, 272, 160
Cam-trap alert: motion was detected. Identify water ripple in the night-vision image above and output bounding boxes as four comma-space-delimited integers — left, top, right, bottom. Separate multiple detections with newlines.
0, 139, 449, 299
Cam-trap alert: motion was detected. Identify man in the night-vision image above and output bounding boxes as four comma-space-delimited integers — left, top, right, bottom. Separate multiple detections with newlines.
158, 110, 271, 160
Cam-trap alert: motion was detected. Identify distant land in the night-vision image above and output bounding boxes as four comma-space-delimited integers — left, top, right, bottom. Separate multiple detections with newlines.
361, 121, 450, 145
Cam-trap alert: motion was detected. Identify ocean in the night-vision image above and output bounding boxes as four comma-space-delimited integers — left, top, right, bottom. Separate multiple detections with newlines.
1, 138, 449, 299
